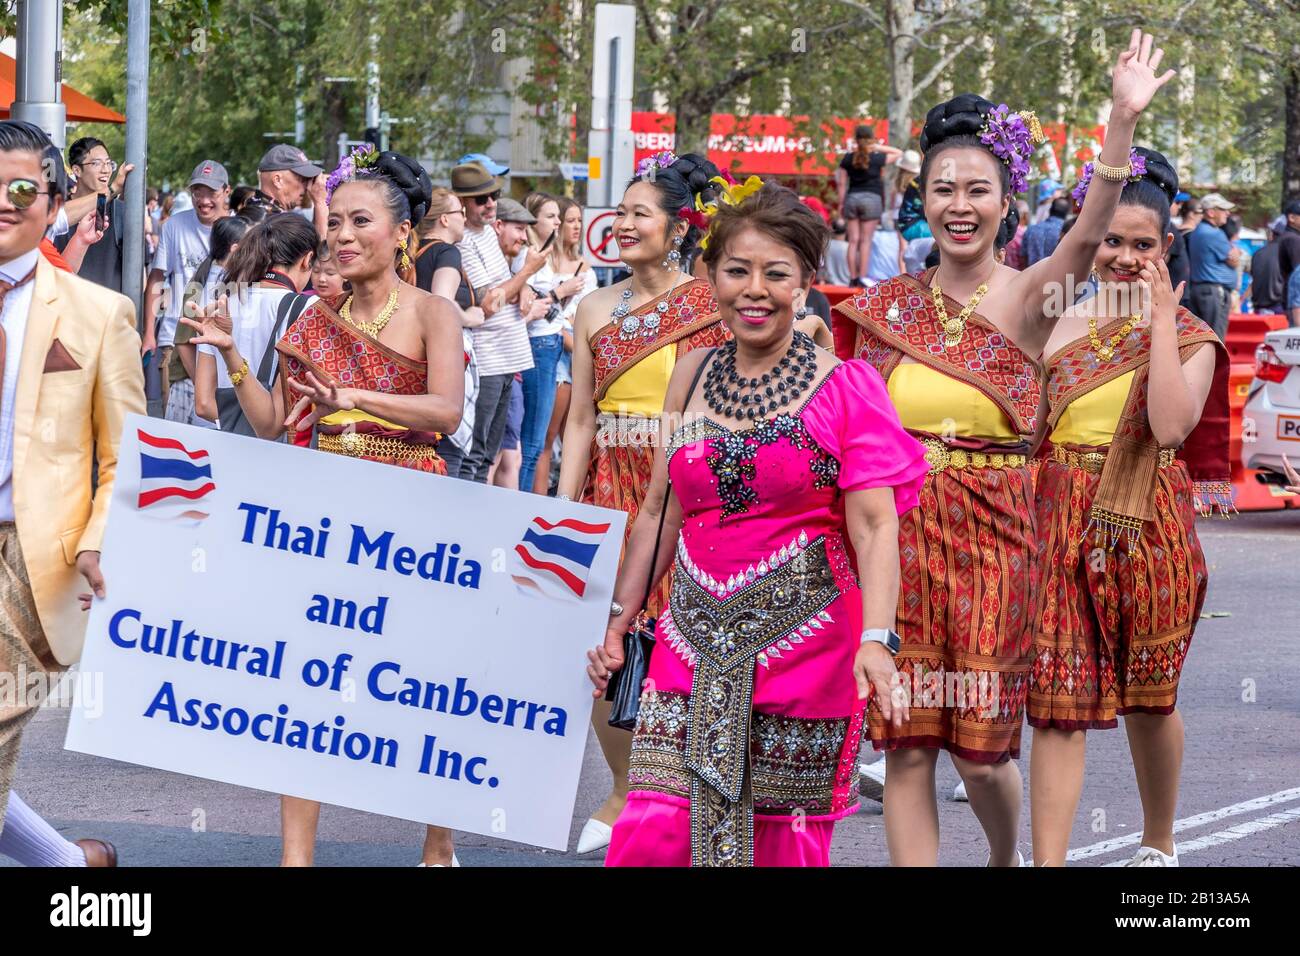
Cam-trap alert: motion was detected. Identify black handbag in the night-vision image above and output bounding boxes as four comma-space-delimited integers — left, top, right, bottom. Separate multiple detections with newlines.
605, 347, 716, 730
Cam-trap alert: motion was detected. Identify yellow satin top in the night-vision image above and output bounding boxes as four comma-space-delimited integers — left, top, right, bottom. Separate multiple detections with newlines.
319, 408, 406, 429
596, 346, 678, 418
887, 362, 1018, 443
1049, 369, 1134, 447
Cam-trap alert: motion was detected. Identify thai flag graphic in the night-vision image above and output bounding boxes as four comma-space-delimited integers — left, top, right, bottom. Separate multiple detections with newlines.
136, 430, 215, 522
511, 516, 611, 601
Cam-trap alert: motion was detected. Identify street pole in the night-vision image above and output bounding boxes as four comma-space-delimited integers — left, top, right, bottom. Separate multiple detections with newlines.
10, 0, 68, 148
123, 0, 150, 333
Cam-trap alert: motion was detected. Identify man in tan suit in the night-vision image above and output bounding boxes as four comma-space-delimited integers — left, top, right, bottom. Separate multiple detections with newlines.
0, 121, 143, 866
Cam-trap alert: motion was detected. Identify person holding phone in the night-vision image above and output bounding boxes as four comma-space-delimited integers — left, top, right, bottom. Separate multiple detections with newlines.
54, 137, 137, 293
513, 192, 580, 493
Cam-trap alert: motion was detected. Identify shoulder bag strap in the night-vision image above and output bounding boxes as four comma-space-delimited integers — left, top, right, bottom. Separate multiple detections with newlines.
635, 346, 717, 614
257, 292, 310, 385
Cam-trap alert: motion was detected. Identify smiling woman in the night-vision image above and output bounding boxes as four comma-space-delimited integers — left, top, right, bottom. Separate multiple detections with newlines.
834, 29, 1177, 869
178, 146, 466, 868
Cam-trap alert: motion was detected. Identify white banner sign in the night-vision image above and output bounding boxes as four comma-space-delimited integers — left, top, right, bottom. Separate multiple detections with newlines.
66, 414, 626, 851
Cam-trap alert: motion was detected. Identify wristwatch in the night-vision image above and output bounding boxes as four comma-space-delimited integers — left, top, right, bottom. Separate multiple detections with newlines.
860, 628, 901, 656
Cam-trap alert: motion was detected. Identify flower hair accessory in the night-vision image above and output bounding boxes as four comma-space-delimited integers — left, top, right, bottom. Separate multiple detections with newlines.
325, 144, 381, 203
695, 174, 765, 250
635, 150, 678, 178
1071, 147, 1148, 209
978, 105, 1046, 195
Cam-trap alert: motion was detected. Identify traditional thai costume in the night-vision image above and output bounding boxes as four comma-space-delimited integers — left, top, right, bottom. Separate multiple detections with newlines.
275, 296, 447, 474
606, 360, 928, 866
834, 270, 1042, 763
583, 277, 728, 616
1028, 308, 1230, 729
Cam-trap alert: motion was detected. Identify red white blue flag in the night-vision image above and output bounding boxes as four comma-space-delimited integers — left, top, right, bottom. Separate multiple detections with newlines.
136, 430, 215, 522
511, 516, 611, 601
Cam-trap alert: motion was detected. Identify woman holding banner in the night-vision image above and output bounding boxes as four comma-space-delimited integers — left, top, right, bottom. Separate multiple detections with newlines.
832, 30, 1174, 866
556, 152, 730, 854
183, 146, 465, 866
586, 181, 929, 866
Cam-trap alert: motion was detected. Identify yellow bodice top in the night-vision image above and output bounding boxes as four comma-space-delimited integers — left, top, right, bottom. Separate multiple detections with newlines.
319, 408, 406, 429
887, 362, 1018, 443
1048, 369, 1134, 447
596, 346, 678, 418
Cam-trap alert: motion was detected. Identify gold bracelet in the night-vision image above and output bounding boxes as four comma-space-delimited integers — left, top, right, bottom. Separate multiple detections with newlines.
1092, 158, 1133, 182
228, 358, 250, 387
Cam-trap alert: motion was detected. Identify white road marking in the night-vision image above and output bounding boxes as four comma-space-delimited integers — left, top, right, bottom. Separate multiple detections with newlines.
1102, 805, 1300, 866
1066, 786, 1300, 862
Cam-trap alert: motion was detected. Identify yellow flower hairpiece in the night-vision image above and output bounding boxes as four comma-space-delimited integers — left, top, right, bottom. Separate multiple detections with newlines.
696, 175, 766, 250
1018, 110, 1046, 147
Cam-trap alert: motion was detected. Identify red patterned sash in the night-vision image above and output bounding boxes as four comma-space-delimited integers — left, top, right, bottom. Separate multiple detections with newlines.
276, 298, 439, 443
590, 278, 724, 403
833, 270, 1041, 437
1046, 307, 1231, 542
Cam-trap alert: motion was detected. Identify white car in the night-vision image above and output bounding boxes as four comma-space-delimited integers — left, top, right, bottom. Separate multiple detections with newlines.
1242, 327, 1300, 483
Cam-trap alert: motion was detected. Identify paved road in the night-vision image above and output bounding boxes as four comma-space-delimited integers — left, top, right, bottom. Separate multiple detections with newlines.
6, 511, 1298, 866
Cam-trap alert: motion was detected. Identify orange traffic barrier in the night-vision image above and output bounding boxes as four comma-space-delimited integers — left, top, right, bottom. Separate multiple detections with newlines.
1225, 314, 1296, 511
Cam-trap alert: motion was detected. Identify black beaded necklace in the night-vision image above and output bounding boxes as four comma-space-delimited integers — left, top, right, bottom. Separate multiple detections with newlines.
703, 330, 817, 421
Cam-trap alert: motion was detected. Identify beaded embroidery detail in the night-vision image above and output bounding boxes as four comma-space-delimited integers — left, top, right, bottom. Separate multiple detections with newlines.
705, 413, 840, 520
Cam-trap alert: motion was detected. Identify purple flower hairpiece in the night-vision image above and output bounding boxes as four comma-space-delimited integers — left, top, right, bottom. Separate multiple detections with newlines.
325, 144, 380, 204
635, 150, 678, 178
978, 104, 1036, 195
1070, 147, 1147, 209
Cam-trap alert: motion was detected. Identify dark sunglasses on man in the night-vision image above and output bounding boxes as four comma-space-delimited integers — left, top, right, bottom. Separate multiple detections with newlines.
0, 177, 54, 210
472, 191, 501, 206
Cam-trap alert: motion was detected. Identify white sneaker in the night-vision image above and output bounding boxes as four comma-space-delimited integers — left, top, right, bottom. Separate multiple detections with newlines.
858, 760, 886, 802
1125, 845, 1179, 867
576, 817, 613, 854
416, 853, 461, 867
986, 848, 1025, 867
953, 780, 969, 802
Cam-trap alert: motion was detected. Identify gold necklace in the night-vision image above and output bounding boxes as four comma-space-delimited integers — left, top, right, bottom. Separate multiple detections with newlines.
1088, 314, 1138, 362
931, 281, 989, 348
340, 287, 400, 338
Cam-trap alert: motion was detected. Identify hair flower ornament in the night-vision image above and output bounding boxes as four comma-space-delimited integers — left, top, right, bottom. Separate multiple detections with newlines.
325, 143, 380, 203
978, 105, 1045, 195
677, 205, 711, 230
1071, 147, 1147, 209
695, 174, 766, 250
635, 150, 678, 178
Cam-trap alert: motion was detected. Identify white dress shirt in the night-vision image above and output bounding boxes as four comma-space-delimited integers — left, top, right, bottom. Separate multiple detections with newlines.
0, 247, 42, 521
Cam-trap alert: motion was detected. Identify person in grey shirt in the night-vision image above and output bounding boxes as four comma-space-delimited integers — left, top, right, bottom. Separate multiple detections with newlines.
822, 218, 851, 285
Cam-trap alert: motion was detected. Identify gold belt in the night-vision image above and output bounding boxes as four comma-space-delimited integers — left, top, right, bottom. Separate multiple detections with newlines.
921, 438, 1027, 474
318, 431, 440, 462
1049, 444, 1176, 474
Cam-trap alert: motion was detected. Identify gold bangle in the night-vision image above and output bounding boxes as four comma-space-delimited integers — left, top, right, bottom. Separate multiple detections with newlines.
1092, 158, 1133, 182
228, 358, 250, 387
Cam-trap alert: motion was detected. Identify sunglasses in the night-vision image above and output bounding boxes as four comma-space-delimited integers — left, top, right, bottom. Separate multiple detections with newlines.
1, 178, 53, 210
472, 191, 501, 206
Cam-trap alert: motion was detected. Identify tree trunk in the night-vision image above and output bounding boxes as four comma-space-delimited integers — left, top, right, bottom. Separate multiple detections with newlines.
885, 0, 916, 148
322, 80, 349, 168
1285, 60, 1300, 206
672, 96, 712, 155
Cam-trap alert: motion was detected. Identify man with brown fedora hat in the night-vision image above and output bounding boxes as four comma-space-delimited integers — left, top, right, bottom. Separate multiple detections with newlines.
452, 161, 547, 483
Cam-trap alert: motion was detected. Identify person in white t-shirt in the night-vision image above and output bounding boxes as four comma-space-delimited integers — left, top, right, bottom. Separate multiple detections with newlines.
142, 159, 231, 400
193, 213, 319, 433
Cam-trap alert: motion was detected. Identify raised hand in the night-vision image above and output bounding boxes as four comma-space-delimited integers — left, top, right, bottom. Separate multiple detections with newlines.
1139, 256, 1183, 327
178, 295, 235, 352
1111, 28, 1177, 118
284, 369, 357, 432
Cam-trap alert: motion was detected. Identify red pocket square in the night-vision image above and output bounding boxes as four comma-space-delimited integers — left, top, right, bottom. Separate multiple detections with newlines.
43, 338, 82, 373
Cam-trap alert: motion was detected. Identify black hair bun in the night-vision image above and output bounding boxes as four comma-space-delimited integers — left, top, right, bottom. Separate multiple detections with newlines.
667, 152, 724, 205
919, 94, 996, 152
1132, 146, 1179, 204
374, 150, 433, 224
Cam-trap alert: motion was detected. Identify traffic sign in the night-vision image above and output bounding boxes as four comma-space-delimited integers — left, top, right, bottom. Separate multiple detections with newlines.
583, 207, 620, 266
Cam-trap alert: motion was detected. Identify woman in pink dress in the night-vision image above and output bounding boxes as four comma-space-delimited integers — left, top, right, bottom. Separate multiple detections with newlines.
586, 182, 929, 866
